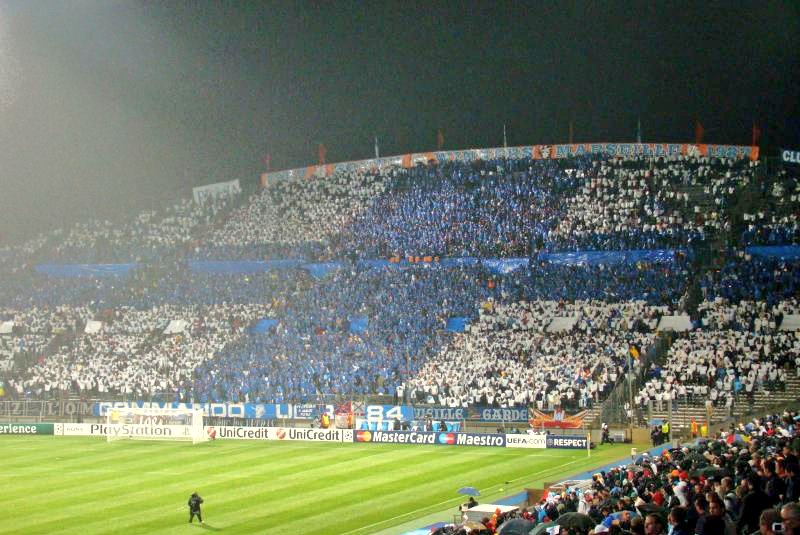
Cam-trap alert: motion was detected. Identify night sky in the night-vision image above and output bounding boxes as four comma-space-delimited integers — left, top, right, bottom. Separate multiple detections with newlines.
1, 1, 798, 241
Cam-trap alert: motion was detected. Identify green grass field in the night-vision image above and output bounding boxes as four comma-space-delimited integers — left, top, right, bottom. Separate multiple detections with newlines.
0, 437, 640, 535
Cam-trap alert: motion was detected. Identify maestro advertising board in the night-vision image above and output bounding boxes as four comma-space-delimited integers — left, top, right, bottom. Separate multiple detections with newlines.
354, 430, 506, 447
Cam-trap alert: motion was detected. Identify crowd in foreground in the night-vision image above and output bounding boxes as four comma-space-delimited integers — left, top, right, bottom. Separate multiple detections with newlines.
435, 411, 800, 535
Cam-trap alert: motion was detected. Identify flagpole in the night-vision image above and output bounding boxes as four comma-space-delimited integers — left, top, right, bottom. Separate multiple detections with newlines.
637, 115, 642, 143
374, 135, 380, 159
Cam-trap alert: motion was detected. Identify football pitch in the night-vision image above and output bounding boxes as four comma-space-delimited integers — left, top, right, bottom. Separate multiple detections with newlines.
0, 436, 638, 534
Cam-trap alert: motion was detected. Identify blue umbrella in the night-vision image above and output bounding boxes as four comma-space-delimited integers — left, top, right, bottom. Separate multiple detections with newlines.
458, 486, 481, 497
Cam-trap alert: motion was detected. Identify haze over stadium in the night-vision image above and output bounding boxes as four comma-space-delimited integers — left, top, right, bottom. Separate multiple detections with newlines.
0, 2, 799, 535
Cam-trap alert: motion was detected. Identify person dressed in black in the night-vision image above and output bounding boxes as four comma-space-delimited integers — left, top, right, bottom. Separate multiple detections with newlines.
188, 492, 204, 524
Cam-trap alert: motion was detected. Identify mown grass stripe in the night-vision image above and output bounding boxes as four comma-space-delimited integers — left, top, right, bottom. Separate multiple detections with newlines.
0, 437, 636, 535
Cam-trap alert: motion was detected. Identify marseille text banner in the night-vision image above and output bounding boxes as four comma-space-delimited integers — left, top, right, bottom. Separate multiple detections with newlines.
263, 142, 759, 183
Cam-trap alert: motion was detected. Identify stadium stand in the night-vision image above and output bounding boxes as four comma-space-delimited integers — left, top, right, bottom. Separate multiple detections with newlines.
0, 147, 796, 433
2, 143, 799, 534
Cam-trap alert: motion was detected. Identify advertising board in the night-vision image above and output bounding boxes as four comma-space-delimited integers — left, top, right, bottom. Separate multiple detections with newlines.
546, 435, 589, 449
504, 433, 547, 449
207, 426, 352, 442
0, 422, 54, 435
354, 430, 505, 447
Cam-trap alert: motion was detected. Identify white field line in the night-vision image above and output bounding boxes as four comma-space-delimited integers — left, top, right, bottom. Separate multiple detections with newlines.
339, 456, 588, 535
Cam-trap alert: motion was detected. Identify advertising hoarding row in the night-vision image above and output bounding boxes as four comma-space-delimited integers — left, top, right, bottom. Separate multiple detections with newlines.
3, 422, 584, 449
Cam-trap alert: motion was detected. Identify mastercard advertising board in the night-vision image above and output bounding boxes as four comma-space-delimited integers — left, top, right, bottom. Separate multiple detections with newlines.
353, 430, 506, 447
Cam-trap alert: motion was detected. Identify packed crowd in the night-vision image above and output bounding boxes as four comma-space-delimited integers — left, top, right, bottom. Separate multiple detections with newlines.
635, 331, 798, 412
701, 254, 800, 306
167, 153, 768, 263
0, 235, 46, 272
698, 300, 781, 333
189, 265, 494, 403
540, 155, 746, 252
0, 257, 689, 402
0, 149, 795, 411
7, 303, 275, 398
476, 300, 668, 334
50, 195, 236, 263
196, 170, 392, 260
0, 270, 136, 309
436, 411, 800, 535
403, 300, 655, 409
515, 260, 688, 306
340, 155, 750, 258
339, 158, 568, 258
741, 167, 800, 246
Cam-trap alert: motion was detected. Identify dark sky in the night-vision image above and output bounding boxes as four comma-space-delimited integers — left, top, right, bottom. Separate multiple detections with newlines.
1, 1, 798, 242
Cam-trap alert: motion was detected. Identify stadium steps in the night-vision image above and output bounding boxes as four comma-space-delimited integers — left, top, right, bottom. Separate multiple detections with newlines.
643, 375, 800, 431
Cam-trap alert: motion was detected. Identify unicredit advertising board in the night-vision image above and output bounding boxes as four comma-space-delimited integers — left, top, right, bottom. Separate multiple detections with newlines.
354, 430, 506, 447
504, 433, 547, 449
208, 426, 353, 443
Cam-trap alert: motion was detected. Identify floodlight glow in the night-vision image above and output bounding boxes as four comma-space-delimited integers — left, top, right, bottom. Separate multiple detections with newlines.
0, 6, 20, 111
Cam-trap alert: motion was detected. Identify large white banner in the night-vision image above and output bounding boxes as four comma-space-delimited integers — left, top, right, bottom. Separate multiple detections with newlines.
84, 320, 103, 334
192, 180, 241, 205
504, 433, 547, 449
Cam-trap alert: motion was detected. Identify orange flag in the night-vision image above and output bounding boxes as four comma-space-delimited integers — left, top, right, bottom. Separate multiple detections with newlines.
318, 144, 327, 165
437, 129, 444, 150
752, 122, 761, 147
695, 120, 704, 144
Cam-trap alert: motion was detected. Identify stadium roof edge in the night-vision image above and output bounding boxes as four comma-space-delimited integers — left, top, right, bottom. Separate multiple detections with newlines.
260, 141, 759, 185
